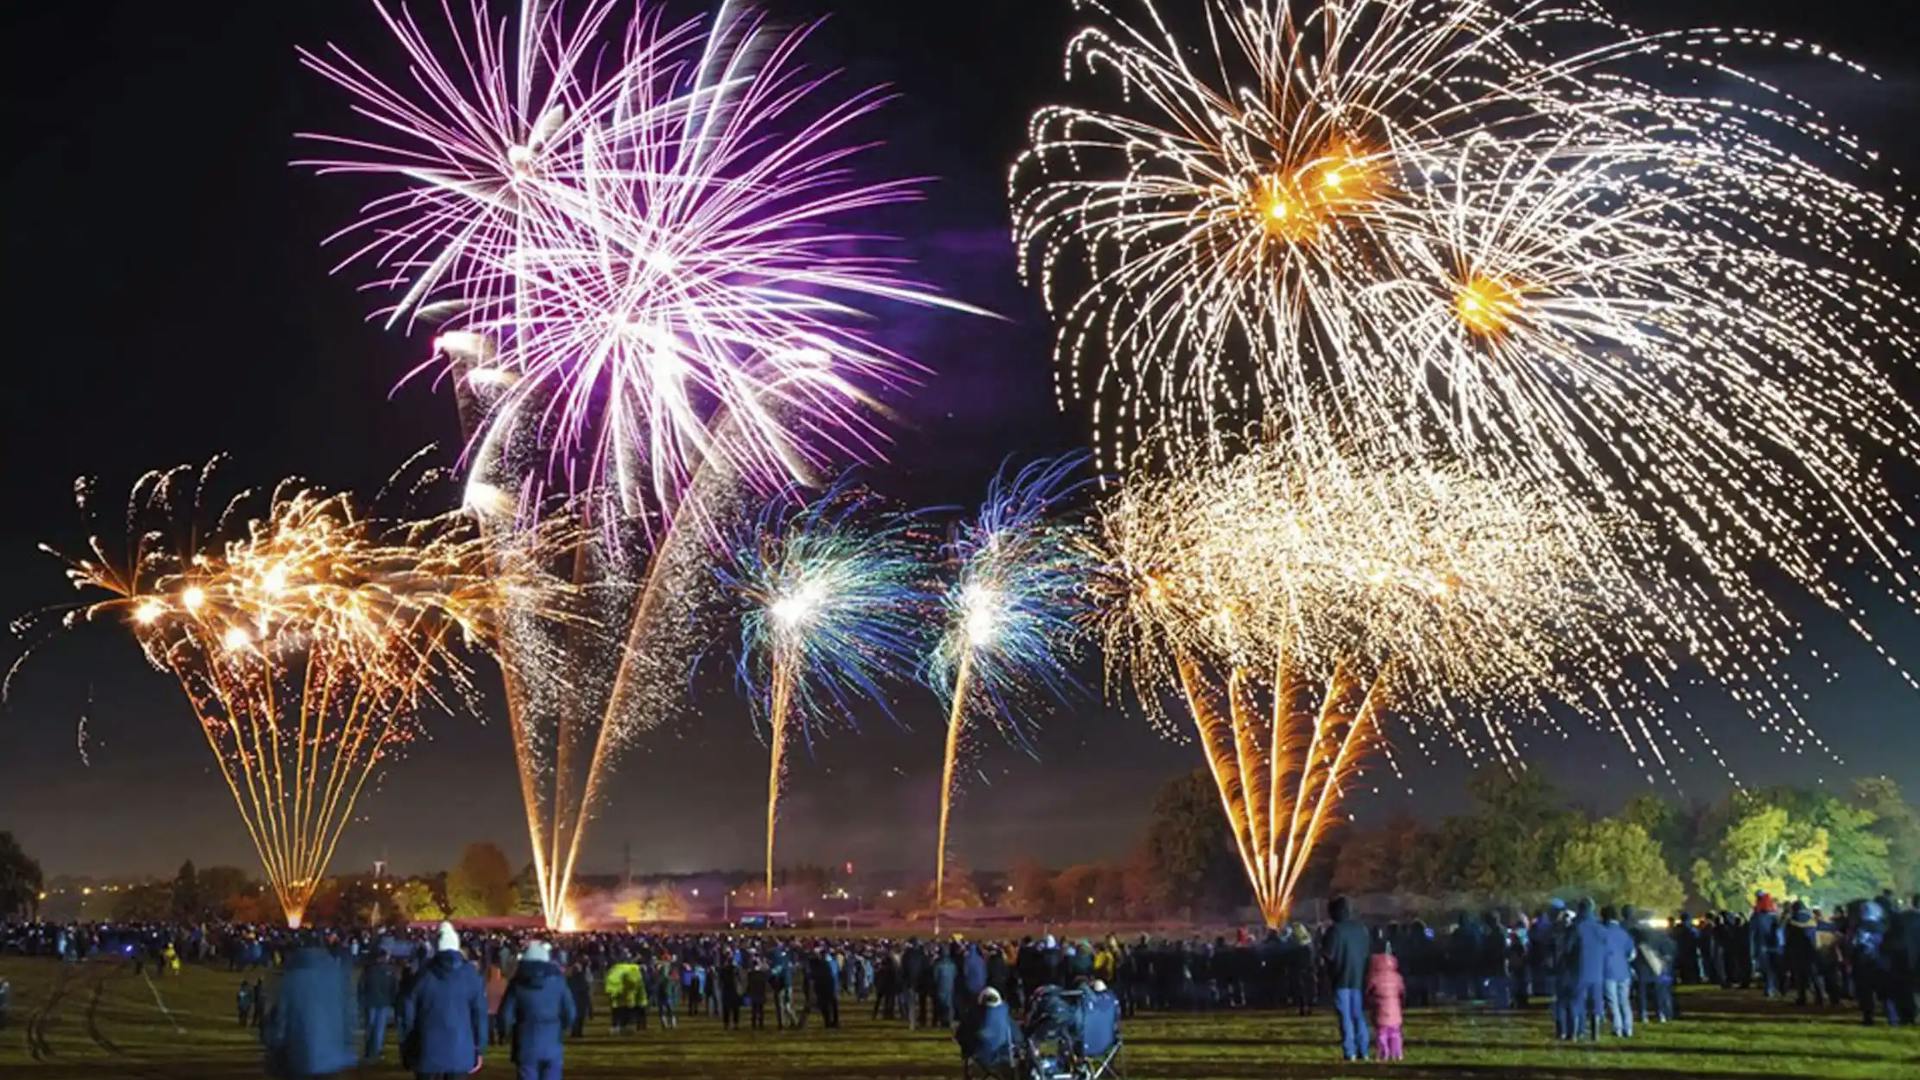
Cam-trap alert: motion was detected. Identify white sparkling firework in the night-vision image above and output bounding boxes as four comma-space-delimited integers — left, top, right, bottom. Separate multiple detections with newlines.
1016, 0, 1920, 760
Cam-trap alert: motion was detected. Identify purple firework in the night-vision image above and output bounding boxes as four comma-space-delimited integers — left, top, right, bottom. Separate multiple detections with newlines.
301, 1, 977, 510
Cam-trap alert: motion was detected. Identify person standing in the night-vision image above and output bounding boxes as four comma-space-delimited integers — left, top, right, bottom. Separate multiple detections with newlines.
501, 941, 576, 1080
718, 954, 743, 1030
603, 953, 641, 1035
1323, 896, 1371, 1062
933, 946, 958, 1027
359, 949, 400, 1064
485, 964, 510, 1046
1750, 892, 1784, 998
260, 944, 356, 1080
1600, 907, 1634, 1038
564, 961, 592, 1040
747, 958, 769, 1030
1568, 900, 1607, 1041
1365, 952, 1405, 1062
401, 922, 487, 1080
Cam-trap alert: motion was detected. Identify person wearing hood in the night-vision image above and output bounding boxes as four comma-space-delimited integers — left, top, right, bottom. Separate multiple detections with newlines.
1323, 896, 1371, 1062
961, 943, 989, 1002
401, 922, 487, 1079
501, 941, 576, 1080
1851, 899, 1902, 1026
604, 953, 642, 1034
260, 943, 356, 1079
1566, 899, 1607, 1041
932, 946, 959, 1027
1365, 952, 1405, 1062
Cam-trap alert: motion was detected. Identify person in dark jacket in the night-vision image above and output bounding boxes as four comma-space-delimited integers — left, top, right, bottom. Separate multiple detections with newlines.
359, 950, 400, 1063
564, 962, 592, 1040
717, 956, 743, 1030
402, 922, 488, 1080
1784, 903, 1826, 1006
501, 941, 576, 1080
1323, 895, 1371, 1062
261, 945, 356, 1080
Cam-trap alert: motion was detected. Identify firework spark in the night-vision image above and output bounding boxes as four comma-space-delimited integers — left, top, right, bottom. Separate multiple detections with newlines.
927, 456, 1094, 917
1088, 444, 1666, 923
1014, 0, 1920, 738
13, 461, 568, 927
716, 482, 931, 896
304, 0, 980, 511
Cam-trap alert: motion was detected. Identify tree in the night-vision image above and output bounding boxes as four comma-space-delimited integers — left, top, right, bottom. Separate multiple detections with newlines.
512, 863, 545, 917
1329, 813, 1419, 896
195, 866, 254, 919
171, 860, 201, 920
1552, 817, 1685, 912
445, 842, 515, 918
1008, 858, 1056, 917
1770, 789, 1889, 903
111, 882, 173, 922
1690, 795, 1830, 910
0, 831, 44, 919
389, 879, 441, 923
1139, 770, 1243, 916
1852, 776, 1920, 896
1451, 770, 1581, 904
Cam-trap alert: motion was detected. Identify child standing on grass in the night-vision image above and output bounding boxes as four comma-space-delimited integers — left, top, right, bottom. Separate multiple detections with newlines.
1366, 952, 1406, 1062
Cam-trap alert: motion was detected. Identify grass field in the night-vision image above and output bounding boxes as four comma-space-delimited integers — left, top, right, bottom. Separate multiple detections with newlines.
2, 956, 1914, 1079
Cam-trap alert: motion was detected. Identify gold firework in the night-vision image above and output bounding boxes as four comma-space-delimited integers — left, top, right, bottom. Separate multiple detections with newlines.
1090, 445, 1649, 924
1017, 1, 1920, 761
21, 461, 571, 927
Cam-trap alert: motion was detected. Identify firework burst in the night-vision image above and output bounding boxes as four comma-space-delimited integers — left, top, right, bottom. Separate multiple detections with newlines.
926, 456, 1094, 916
716, 482, 932, 896
1016, 0, 1920, 760
1089, 443, 1655, 923
12, 460, 570, 927
305, 0, 979, 511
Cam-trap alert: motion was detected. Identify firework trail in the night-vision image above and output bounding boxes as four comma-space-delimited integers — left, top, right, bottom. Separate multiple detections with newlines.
926, 457, 1094, 917
1015, 0, 1920, 760
11, 461, 570, 927
1089, 443, 1658, 923
306, 0, 973, 926
715, 482, 931, 896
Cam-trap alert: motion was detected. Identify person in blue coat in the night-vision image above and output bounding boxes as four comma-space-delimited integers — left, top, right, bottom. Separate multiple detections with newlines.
402, 922, 488, 1080
1599, 906, 1635, 1037
956, 987, 1014, 1079
1569, 899, 1608, 1040
501, 941, 577, 1080
961, 944, 988, 1002
261, 944, 356, 1079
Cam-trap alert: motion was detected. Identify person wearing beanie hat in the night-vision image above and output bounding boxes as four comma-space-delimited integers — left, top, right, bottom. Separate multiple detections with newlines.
502, 939, 575, 1080
402, 922, 488, 1078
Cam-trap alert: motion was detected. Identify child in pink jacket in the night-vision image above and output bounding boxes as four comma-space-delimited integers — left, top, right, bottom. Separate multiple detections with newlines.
1366, 952, 1406, 1061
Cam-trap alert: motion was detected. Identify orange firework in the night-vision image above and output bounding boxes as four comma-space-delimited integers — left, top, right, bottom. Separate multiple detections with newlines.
15, 460, 571, 927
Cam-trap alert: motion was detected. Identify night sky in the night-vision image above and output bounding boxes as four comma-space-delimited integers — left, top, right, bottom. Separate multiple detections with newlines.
3, 1, 1918, 882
